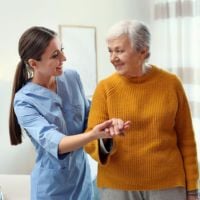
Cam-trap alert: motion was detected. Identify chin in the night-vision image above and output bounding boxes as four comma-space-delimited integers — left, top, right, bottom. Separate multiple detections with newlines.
55, 70, 63, 76
116, 70, 125, 75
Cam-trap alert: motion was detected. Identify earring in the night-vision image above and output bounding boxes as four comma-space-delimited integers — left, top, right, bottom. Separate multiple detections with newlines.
25, 62, 33, 79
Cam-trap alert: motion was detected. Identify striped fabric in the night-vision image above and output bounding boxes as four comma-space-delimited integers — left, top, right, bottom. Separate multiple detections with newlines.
150, 0, 200, 161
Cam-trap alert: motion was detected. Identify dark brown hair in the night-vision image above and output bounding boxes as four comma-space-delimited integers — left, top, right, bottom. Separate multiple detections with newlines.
9, 26, 57, 145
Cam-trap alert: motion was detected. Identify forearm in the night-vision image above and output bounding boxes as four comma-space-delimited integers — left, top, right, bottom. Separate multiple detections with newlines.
59, 120, 115, 154
178, 136, 198, 190
58, 131, 95, 154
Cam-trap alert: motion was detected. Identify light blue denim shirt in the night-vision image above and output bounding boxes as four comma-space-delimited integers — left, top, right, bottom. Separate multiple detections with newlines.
14, 69, 92, 200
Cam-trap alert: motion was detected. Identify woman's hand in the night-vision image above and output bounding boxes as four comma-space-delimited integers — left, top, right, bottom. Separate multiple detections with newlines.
187, 194, 199, 200
187, 190, 199, 200
91, 118, 131, 139
91, 120, 113, 139
106, 118, 131, 136
59, 119, 130, 154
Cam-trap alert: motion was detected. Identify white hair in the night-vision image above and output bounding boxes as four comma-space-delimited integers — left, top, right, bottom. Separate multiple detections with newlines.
106, 20, 151, 57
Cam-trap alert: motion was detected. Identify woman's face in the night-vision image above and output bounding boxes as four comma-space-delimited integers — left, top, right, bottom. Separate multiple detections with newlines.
30, 37, 66, 78
107, 35, 146, 77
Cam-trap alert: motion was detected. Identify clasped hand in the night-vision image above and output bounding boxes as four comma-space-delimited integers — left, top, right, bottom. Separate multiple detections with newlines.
93, 118, 131, 139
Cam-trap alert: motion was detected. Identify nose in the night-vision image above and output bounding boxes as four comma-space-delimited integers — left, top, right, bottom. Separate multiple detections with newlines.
61, 52, 67, 62
110, 52, 115, 62
63, 54, 67, 62
110, 52, 118, 63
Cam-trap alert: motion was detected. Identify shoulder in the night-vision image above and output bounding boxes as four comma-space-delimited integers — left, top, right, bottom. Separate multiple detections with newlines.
14, 83, 32, 102
58, 68, 82, 86
98, 72, 120, 85
62, 68, 80, 80
153, 65, 184, 91
154, 65, 181, 83
14, 85, 34, 115
94, 73, 120, 95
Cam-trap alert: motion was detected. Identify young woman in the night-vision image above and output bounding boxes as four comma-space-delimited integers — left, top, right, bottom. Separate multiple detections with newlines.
9, 26, 129, 200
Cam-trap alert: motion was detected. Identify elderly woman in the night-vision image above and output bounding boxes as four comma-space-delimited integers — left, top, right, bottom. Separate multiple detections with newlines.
85, 20, 199, 200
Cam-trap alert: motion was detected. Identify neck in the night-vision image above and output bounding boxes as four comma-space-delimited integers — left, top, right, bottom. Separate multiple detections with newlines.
128, 63, 151, 78
142, 63, 151, 74
32, 76, 57, 92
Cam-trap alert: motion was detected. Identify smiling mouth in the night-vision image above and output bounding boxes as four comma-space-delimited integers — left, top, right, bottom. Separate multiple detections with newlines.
115, 63, 124, 68
113, 61, 123, 66
56, 66, 63, 70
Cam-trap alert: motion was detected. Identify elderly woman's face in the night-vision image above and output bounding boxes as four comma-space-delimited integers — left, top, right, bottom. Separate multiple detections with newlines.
107, 35, 146, 77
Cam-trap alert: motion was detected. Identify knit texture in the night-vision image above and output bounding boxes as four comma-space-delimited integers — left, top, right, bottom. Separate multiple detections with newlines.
84, 65, 199, 191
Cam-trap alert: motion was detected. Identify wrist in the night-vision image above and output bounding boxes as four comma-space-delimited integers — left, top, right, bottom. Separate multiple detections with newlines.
88, 130, 98, 140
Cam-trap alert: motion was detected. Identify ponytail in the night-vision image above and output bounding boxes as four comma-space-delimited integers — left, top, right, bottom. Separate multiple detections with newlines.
9, 26, 56, 145
9, 61, 29, 145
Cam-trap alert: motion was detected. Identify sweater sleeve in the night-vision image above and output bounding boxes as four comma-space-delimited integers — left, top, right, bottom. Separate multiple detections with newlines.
84, 81, 114, 165
174, 78, 199, 191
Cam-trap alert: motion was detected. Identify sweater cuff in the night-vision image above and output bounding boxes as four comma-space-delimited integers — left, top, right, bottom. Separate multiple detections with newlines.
99, 138, 112, 154
98, 138, 113, 164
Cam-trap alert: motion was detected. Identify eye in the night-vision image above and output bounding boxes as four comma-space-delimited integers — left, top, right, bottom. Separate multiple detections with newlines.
116, 49, 124, 53
51, 53, 59, 58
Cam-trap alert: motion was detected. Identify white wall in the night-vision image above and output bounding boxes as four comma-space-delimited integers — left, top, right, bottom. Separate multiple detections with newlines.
0, 0, 151, 174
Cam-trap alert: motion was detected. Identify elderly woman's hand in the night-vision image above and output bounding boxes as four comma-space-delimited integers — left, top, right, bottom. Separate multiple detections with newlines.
187, 194, 199, 200
105, 118, 131, 136
187, 190, 199, 200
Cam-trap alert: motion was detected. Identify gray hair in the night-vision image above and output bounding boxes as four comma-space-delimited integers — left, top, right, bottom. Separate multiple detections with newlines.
106, 20, 150, 57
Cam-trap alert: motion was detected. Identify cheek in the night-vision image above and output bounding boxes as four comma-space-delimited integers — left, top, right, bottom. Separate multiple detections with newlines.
48, 60, 59, 67
119, 54, 128, 62
125, 54, 135, 63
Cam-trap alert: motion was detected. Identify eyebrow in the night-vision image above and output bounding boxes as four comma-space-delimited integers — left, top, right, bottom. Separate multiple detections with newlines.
52, 50, 59, 54
52, 46, 64, 53
108, 46, 123, 50
51, 49, 60, 56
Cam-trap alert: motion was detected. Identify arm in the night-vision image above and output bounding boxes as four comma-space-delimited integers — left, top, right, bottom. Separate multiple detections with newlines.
14, 99, 113, 158
98, 118, 131, 163
58, 120, 113, 154
174, 79, 199, 191
14, 101, 65, 159
84, 81, 114, 164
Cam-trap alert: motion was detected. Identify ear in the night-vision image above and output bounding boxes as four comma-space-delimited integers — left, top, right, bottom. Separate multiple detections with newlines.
27, 59, 38, 70
140, 47, 149, 59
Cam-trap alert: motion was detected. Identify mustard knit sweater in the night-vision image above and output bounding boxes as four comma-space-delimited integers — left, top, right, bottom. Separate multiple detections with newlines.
85, 65, 199, 191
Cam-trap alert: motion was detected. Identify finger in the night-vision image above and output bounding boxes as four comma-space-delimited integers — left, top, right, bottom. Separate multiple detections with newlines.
104, 128, 110, 133
124, 121, 131, 129
113, 119, 124, 135
117, 118, 124, 130
99, 131, 112, 139
109, 126, 115, 136
111, 118, 124, 133
119, 121, 131, 136
111, 118, 117, 126
113, 123, 121, 135
96, 120, 112, 131
125, 120, 131, 125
